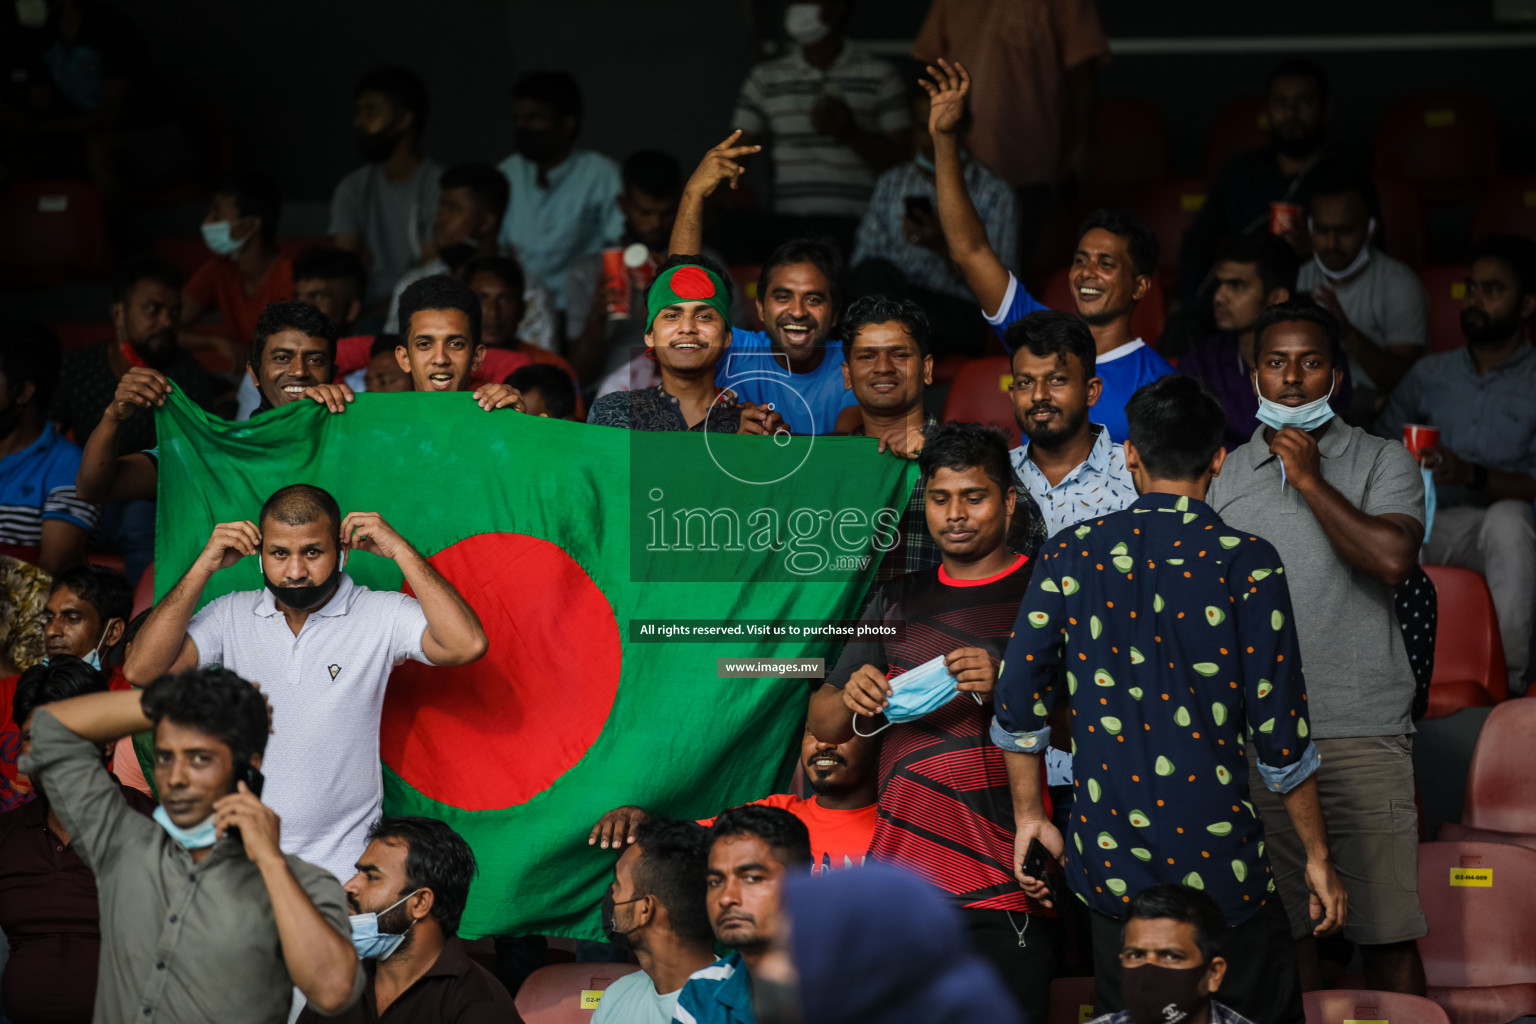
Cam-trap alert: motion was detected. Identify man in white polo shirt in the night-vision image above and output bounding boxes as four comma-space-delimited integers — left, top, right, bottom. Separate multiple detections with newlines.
125, 483, 488, 882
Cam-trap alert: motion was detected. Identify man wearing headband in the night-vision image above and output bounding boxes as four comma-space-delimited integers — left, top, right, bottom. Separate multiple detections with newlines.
1295, 168, 1426, 415
590, 257, 783, 435
125, 484, 489, 885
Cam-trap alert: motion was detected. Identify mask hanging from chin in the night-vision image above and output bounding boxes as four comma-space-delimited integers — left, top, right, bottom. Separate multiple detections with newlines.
1310, 218, 1376, 282
265, 551, 347, 612
1253, 376, 1337, 433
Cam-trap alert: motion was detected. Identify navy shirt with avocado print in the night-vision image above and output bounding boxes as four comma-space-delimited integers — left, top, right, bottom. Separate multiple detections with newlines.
991, 493, 1319, 926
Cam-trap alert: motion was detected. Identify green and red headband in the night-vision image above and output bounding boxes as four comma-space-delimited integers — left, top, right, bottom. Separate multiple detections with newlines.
646, 264, 731, 332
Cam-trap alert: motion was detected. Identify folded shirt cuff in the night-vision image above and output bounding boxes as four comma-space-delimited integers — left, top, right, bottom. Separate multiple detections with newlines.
990, 717, 1051, 754
1257, 740, 1321, 794
982, 274, 1018, 327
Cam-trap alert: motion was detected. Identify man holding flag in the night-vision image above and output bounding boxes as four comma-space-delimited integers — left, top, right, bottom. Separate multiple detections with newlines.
125, 483, 488, 883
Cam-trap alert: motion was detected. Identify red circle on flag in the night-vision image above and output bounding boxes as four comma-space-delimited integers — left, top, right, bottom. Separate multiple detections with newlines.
669, 265, 716, 300
381, 533, 621, 811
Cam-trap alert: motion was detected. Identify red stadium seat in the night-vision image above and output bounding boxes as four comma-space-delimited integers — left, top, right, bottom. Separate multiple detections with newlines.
1438, 697, 1536, 851
1203, 96, 1271, 180
1418, 267, 1471, 354
514, 963, 641, 1024
1047, 976, 1097, 1024
1416, 841, 1536, 1024
1130, 178, 1210, 288
1041, 269, 1167, 349
1470, 176, 1536, 245
0, 180, 113, 286
1421, 566, 1507, 718
1377, 179, 1429, 270
1305, 990, 1453, 1024
132, 563, 155, 619
1372, 95, 1499, 202
1086, 98, 1172, 196
941, 356, 1019, 447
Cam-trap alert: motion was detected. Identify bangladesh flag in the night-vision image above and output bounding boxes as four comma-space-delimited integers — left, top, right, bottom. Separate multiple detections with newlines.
151, 389, 915, 939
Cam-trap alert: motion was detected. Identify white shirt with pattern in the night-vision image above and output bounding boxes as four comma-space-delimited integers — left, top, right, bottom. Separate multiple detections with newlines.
1010, 424, 1137, 538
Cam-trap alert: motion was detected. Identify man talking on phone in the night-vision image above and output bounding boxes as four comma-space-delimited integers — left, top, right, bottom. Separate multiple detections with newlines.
126, 484, 488, 884
19, 667, 364, 1023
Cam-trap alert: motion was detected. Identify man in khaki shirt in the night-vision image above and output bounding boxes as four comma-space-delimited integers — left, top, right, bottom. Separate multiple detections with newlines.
20, 666, 364, 1024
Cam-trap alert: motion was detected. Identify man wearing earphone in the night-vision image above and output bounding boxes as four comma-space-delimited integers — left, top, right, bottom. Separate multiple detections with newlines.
1295, 167, 1428, 420
124, 483, 489, 885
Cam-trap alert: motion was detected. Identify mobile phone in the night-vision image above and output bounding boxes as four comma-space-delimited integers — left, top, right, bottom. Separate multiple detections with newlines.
1022, 838, 1061, 905
904, 195, 934, 219
234, 761, 265, 798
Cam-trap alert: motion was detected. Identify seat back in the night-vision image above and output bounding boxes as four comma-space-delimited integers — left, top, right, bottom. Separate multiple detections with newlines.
1041, 269, 1167, 349
1417, 267, 1471, 354
1422, 566, 1508, 708
941, 356, 1019, 447
1416, 841, 1536, 989
1377, 179, 1429, 269
1470, 176, 1536, 246
1046, 976, 1097, 1024
1204, 96, 1271, 179
1131, 178, 1209, 288
1304, 989, 1452, 1024
1373, 95, 1499, 201
514, 963, 642, 1024
1089, 98, 1172, 192
0, 180, 113, 285
1461, 697, 1536, 834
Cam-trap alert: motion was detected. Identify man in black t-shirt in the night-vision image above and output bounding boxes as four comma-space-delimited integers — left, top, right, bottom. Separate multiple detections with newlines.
808, 421, 1058, 1022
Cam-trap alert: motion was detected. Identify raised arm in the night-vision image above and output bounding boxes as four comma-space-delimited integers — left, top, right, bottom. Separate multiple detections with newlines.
340, 513, 488, 666
41, 687, 153, 745
669, 131, 762, 257
77, 367, 172, 503
214, 786, 362, 1014
123, 521, 260, 684
921, 60, 1011, 318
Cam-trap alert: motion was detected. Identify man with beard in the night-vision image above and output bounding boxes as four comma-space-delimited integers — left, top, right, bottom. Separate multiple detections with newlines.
669, 138, 861, 436
52, 256, 220, 583
924, 60, 1172, 443
808, 422, 1059, 1022
1007, 310, 1136, 538
1180, 60, 1339, 307
330, 66, 440, 319
593, 819, 717, 1024
1296, 169, 1427, 412
590, 722, 879, 875
1378, 234, 1536, 696
496, 71, 623, 311
673, 806, 812, 1024
124, 484, 489, 883
297, 817, 519, 1023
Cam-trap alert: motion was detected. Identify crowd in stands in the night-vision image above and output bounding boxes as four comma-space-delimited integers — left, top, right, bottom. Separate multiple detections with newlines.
2, 0, 1535, 1021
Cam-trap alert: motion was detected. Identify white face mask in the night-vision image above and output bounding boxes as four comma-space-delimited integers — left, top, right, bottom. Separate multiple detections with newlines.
784, 3, 831, 46
1310, 217, 1376, 282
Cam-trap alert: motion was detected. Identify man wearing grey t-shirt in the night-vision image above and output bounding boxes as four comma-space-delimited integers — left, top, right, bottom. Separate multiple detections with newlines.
1208, 301, 1428, 997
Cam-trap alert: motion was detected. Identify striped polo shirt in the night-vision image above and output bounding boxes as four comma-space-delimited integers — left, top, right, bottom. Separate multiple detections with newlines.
0, 425, 98, 556
731, 43, 909, 219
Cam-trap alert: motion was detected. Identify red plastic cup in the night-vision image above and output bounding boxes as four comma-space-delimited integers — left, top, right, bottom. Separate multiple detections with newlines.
602, 248, 630, 320
1270, 201, 1303, 237
1403, 423, 1440, 461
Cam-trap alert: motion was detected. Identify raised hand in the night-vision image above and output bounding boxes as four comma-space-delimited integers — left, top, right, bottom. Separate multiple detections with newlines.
105, 367, 173, 422
920, 58, 971, 138
197, 521, 262, 575
339, 512, 410, 561
685, 130, 763, 199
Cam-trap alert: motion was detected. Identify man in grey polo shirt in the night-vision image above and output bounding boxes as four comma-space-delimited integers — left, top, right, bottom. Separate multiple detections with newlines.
1208, 300, 1428, 995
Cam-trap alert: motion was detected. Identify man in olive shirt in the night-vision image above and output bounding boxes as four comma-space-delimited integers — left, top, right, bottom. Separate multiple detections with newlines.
19, 667, 363, 1024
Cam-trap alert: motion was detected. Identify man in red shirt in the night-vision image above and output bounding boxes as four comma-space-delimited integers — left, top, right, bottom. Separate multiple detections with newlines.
589, 721, 878, 875
181, 171, 293, 355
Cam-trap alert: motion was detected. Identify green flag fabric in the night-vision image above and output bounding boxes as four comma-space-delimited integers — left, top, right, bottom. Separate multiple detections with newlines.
151, 389, 915, 939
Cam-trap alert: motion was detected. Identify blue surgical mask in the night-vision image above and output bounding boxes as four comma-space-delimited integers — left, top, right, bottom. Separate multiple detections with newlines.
1254, 377, 1337, 433
853, 654, 982, 736
201, 220, 248, 257
349, 889, 423, 960
153, 805, 219, 849
43, 624, 110, 670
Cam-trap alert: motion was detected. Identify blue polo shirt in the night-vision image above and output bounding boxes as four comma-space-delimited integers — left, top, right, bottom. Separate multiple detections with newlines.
985, 272, 1175, 444
672, 952, 754, 1024
715, 329, 859, 436
0, 425, 98, 551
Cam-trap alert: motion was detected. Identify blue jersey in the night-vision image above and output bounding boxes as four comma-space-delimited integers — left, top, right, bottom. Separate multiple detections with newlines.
715, 329, 859, 436
673, 952, 754, 1024
0, 425, 97, 553
985, 273, 1174, 443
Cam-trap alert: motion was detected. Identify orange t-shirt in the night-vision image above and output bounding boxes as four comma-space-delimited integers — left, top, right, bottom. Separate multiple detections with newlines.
185, 254, 295, 344
701, 793, 877, 875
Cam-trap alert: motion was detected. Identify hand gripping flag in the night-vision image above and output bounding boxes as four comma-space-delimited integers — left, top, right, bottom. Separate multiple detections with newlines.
151, 389, 915, 938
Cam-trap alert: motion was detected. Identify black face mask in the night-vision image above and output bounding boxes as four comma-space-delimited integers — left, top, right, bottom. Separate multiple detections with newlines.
515, 128, 558, 165
1121, 964, 1211, 1024
264, 555, 345, 612
601, 891, 645, 950
355, 128, 401, 163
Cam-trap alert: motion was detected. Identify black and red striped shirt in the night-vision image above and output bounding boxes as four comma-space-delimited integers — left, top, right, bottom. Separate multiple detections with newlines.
827, 554, 1050, 913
